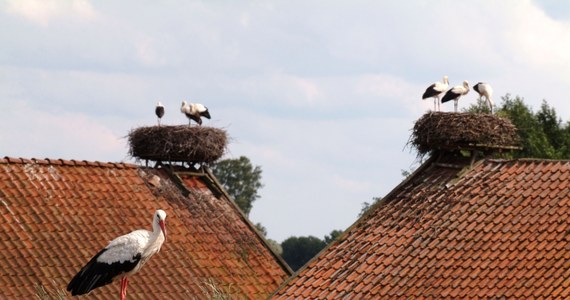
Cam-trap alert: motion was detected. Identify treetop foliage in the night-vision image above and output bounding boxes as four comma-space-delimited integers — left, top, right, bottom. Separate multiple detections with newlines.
280, 229, 343, 271
465, 94, 570, 159
211, 156, 263, 216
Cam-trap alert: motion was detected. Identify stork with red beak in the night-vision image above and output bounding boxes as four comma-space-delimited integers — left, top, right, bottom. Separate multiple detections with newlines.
67, 210, 167, 300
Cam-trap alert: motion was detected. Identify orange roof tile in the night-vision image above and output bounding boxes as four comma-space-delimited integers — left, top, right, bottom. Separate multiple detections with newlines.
0, 157, 290, 299
272, 155, 570, 299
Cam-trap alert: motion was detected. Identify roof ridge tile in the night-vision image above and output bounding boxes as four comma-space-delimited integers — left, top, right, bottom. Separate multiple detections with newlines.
32, 158, 49, 164
0, 156, 136, 169
45, 158, 62, 165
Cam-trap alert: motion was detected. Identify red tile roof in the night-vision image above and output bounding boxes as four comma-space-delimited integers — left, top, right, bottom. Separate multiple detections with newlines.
0, 157, 290, 299
273, 155, 570, 299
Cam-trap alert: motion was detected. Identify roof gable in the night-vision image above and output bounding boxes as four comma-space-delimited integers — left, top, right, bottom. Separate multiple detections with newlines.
0, 157, 289, 299
273, 156, 570, 298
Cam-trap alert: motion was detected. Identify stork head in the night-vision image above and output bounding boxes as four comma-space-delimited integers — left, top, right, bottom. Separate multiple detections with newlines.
442, 75, 449, 85
463, 80, 469, 88
180, 101, 188, 111
157, 101, 163, 107
155, 209, 167, 240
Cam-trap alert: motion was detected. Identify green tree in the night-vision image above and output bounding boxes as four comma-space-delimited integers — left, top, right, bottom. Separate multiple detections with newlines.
497, 95, 556, 158
281, 236, 326, 271
324, 229, 343, 244
254, 223, 283, 255
536, 100, 566, 157
254, 222, 268, 236
464, 97, 493, 114
358, 196, 382, 218
563, 121, 570, 158
464, 94, 570, 159
280, 229, 344, 271
211, 156, 263, 216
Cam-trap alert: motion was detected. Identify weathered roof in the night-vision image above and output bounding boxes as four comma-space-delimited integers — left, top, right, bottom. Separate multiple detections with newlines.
273, 154, 570, 299
0, 157, 290, 299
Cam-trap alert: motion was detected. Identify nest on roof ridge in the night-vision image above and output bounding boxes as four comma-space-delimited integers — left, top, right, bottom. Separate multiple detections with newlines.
128, 125, 228, 163
410, 112, 520, 155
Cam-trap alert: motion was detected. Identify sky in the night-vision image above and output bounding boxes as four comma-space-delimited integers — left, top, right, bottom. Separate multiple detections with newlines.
1, 0, 570, 243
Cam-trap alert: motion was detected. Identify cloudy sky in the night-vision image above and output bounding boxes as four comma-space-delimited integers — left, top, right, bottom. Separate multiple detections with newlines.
1, 0, 570, 242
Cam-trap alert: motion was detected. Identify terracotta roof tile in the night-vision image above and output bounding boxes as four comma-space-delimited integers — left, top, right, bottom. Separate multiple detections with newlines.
0, 158, 289, 299
272, 157, 570, 299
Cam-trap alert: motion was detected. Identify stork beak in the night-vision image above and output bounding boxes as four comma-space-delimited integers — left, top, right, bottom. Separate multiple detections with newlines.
159, 220, 167, 241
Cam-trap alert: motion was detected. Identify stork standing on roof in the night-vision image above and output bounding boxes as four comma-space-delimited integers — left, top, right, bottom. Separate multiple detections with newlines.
473, 82, 494, 114
180, 100, 211, 126
441, 80, 470, 112
155, 102, 165, 126
422, 75, 449, 111
67, 210, 167, 300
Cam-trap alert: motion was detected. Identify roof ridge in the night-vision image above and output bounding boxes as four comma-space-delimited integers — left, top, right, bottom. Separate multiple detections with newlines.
0, 156, 136, 168
201, 166, 294, 275
163, 165, 294, 276
485, 158, 570, 163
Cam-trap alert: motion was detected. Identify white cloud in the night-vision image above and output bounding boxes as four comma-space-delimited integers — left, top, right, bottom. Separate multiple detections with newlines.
1, 101, 124, 161
504, 1, 570, 70
220, 108, 416, 241
332, 175, 372, 193
3, 0, 96, 26
135, 35, 167, 67
2, 0, 570, 242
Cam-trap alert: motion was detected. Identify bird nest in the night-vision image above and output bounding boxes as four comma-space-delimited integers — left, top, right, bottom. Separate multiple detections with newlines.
128, 126, 228, 163
410, 112, 520, 155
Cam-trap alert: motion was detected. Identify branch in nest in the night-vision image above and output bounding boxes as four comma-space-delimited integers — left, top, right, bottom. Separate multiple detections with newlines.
128, 125, 228, 163
409, 112, 520, 155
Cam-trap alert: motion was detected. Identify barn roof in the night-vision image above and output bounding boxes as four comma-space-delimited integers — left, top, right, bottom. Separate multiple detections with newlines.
272, 153, 570, 299
0, 157, 290, 299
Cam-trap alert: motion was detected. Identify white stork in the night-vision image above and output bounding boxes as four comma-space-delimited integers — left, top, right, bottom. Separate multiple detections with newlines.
180, 100, 211, 126
441, 80, 470, 112
422, 75, 449, 111
473, 82, 494, 113
67, 210, 167, 300
155, 102, 165, 126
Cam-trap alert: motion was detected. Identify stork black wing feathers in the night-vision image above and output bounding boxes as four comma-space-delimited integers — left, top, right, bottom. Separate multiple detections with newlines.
67, 249, 142, 296
422, 84, 438, 99
441, 90, 458, 103
155, 106, 165, 119
200, 108, 211, 119
473, 83, 482, 94
185, 112, 203, 125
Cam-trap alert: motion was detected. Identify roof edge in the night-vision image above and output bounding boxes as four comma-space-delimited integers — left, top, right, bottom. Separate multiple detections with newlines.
160, 164, 294, 277
488, 157, 570, 163
201, 166, 294, 276
270, 154, 441, 297
271, 155, 570, 297
0, 156, 136, 168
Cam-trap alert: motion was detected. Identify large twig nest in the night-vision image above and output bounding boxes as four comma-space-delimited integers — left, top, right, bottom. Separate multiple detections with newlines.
128, 125, 228, 163
410, 112, 520, 155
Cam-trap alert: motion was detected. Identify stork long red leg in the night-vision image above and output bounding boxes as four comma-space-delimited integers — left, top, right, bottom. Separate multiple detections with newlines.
120, 277, 128, 300
67, 210, 167, 299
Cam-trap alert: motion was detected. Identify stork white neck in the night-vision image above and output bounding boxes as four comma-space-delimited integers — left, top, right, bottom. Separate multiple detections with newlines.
147, 210, 167, 255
